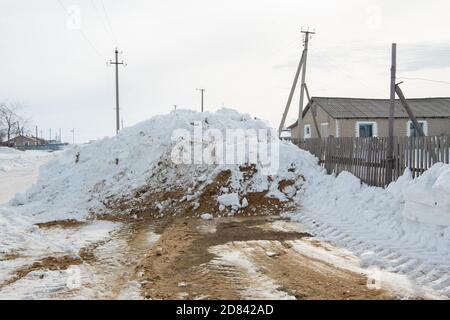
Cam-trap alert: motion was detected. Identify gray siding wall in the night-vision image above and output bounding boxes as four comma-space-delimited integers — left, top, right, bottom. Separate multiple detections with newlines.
293, 106, 337, 139
338, 118, 450, 137
291, 107, 450, 139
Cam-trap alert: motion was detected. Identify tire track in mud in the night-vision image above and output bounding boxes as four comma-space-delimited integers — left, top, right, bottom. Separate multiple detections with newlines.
0, 215, 399, 300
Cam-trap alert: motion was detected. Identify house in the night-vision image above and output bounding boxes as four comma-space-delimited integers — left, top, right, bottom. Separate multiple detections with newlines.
3, 135, 47, 147
289, 97, 450, 140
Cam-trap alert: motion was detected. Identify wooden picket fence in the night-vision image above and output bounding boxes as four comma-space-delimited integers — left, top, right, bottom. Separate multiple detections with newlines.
295, 135, 450, 187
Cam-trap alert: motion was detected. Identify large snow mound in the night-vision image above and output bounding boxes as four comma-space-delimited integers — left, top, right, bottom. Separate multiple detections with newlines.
9, 108, 319, 222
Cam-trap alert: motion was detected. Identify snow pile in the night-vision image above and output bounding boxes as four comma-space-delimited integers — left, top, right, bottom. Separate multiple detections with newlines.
289, 164, 450, 297
8, 109, 317, 222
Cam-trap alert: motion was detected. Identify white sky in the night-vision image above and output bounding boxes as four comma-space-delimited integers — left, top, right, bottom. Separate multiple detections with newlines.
1, 0, 450, 142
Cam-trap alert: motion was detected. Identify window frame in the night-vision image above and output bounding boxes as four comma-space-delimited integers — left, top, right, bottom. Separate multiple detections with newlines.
319, 122, 329, 138
304, 124, 312, 139
406, 120, 428, 137
356, 121, 378, 138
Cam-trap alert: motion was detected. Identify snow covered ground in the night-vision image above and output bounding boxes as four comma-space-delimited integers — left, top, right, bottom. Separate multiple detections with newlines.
0, 109, 449, 299
0, 148, 58, 204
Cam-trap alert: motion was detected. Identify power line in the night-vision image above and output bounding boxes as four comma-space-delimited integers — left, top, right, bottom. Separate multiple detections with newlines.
99, 0, 118, 46
90, 0, 116, 46
57, 0, 106, 59
397, 76, 450, 85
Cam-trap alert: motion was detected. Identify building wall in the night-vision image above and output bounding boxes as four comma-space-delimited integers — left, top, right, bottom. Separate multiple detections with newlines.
292, 106, 337, 139
9, 136, 37, 147
291, 110, 450, 139
338, 118, 450, 137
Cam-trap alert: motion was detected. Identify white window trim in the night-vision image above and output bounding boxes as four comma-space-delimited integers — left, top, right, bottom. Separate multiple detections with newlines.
406, 120, 428, 137
355, 121, 378, 137
304, 124, 312, 139
320, 122, 329, 138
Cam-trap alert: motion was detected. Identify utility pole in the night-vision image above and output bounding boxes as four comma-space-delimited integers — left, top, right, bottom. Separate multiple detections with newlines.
35, 126, 38, 145
70, 129, 75, 144
196, 88, 205, 112
49, 129, 52, 142
59, 128, 62, 142
386, 43, 396, 184
299, 29, 315, 120
109, 48, 126, 135
278, 28, 315, 138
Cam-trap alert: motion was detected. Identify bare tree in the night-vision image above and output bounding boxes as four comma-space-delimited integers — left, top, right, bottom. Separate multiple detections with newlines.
0, 103, 25, 141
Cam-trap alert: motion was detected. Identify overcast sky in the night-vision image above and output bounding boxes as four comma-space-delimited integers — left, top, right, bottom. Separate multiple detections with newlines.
1, 0, 450, 142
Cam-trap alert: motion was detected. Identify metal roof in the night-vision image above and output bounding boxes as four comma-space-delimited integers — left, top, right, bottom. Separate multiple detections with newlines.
309, 97, 450, 119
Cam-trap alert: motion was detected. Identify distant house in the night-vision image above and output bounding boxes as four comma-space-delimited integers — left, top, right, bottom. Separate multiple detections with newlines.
289, 97, 450, 140
4, 135, 47, 148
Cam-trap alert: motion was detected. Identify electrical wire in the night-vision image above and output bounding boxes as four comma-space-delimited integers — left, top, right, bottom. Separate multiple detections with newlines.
99, 0, 118, 46
90, 0, 116, 46
397, 76, 450, 86
57, 0, 106, 59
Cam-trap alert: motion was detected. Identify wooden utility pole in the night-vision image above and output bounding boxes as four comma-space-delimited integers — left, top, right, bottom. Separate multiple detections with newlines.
278, 28, 316, 137
278, 52, 305, 136
196, 88, 205, 112
395, 85, 425, 137
304, 84, 322, 139
299, 30, 314, 120
35, 126, 38, 145
386, 43, 396, 184
109, 48, 125, 135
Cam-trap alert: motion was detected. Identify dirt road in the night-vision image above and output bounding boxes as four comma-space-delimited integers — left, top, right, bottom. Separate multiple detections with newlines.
0, 214, 398, 300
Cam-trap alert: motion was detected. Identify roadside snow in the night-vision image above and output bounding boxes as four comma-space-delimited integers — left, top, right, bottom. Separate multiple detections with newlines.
288, 164, 450, 297
0, 149, 57, 205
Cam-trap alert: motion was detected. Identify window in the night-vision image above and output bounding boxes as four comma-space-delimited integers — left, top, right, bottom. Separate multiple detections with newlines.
304, 124, 311, 139
407, 120, 428, 137
356, 121, 378, 137
320, 123, 329, 137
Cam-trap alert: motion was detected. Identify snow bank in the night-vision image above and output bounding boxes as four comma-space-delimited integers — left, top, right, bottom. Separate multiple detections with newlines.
289, 164, 450, 297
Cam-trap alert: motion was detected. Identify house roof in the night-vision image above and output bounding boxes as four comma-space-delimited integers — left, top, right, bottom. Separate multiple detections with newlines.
287, 96, 450, 129
309, 97, 450, 119
7, 135, 47, 144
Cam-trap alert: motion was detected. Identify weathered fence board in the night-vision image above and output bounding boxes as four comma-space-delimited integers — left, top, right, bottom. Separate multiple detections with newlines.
295, 135, 450, 187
